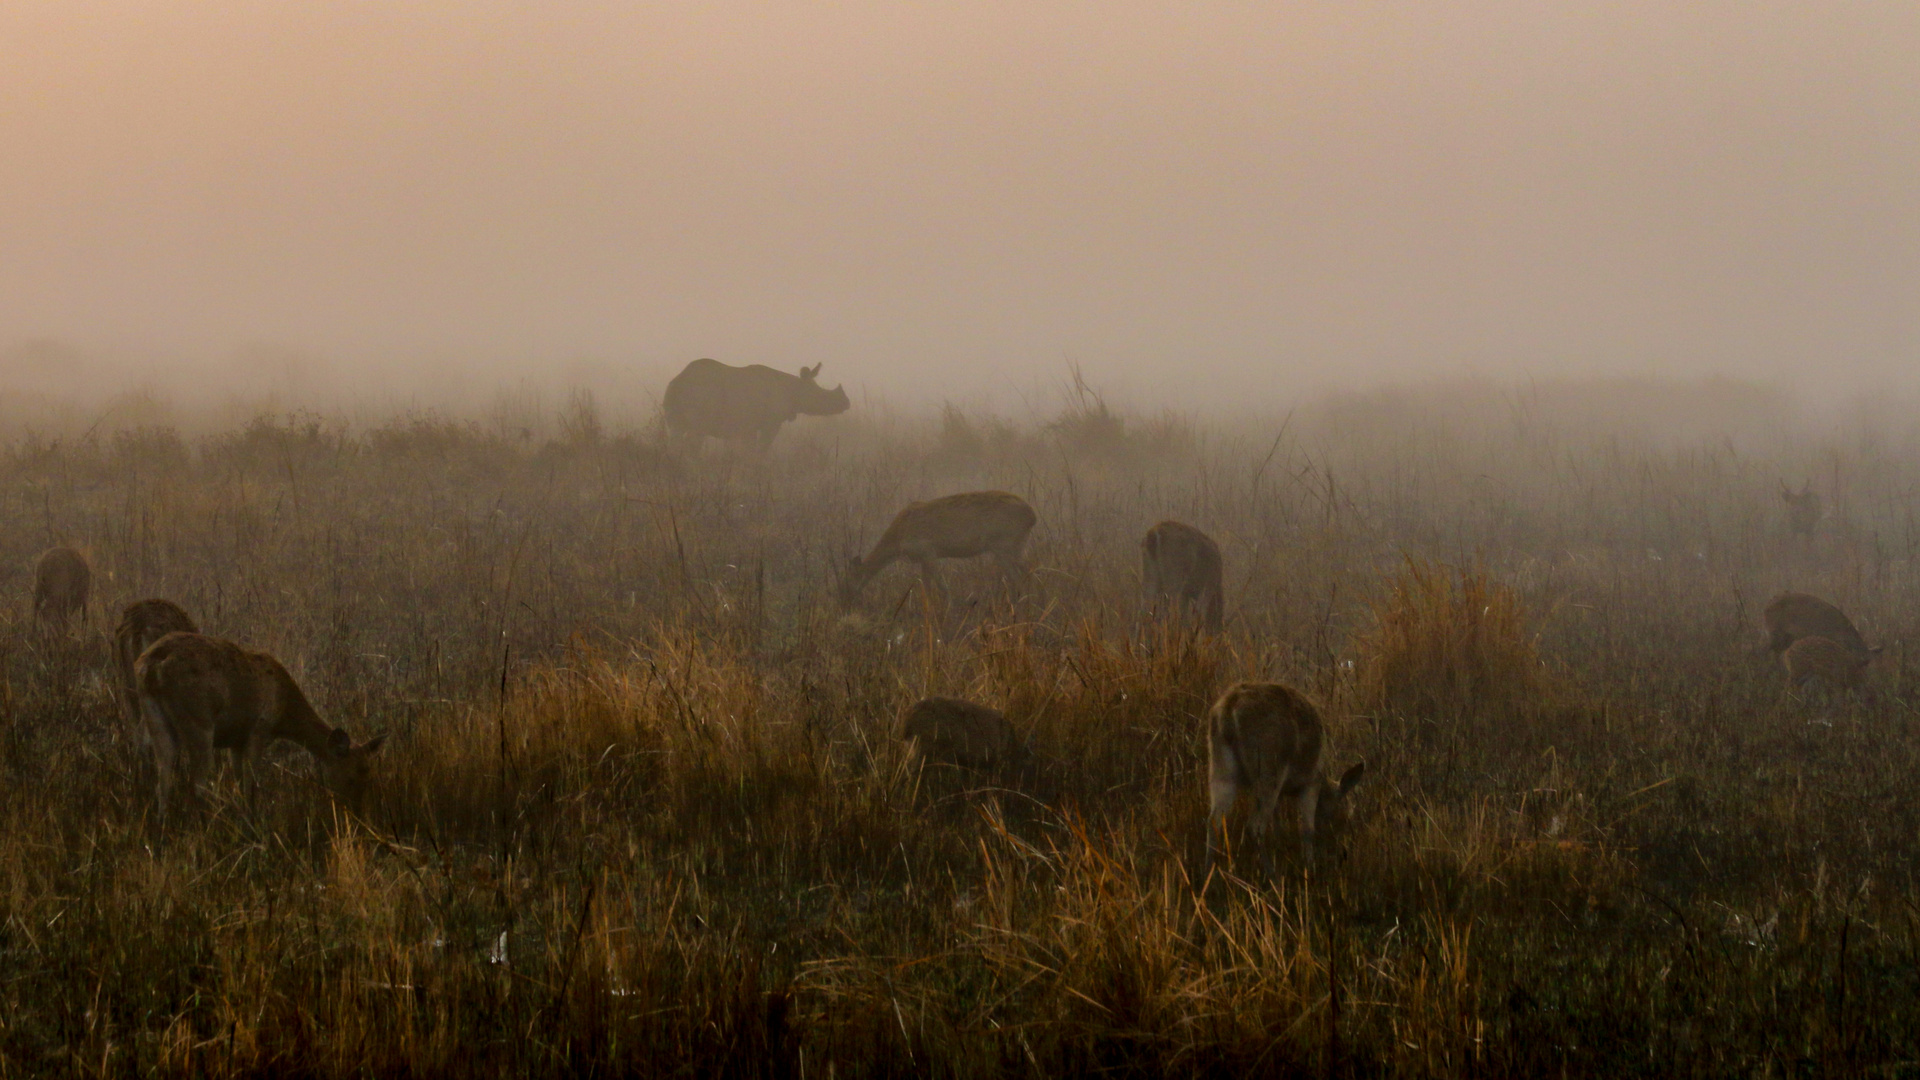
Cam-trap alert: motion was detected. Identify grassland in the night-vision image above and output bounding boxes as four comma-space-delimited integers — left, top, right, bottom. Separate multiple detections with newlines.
2, 376, 1918, 1077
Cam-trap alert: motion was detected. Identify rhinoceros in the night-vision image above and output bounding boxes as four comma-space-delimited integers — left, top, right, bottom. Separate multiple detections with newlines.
662, 359, 851, 448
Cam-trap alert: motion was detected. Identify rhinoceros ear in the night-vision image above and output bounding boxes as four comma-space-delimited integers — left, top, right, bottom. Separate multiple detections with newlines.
800, 363, 822, 381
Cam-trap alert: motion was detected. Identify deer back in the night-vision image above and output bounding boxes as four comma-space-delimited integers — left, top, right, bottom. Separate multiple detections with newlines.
902, 696, 1017, 769
137, 633, 256, 746
1208, 682, 1323, 792
1764, 592, 1871, 656
885, 491, 1035, 561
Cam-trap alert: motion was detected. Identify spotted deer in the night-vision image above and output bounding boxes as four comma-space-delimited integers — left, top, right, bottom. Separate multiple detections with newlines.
136, 632, 385, 821
1780, 481, 1823, 538
1141, 520, 1224, 631
840, 491, 1036, 606
32, 546, 91, 628
1207, 681, 1365, 871
901, 696, 1023, 770
1763, 592, 1876, 659
115, 599, 199, 727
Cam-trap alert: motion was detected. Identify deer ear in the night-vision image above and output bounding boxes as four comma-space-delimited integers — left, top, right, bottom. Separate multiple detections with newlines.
329, 728, 352, 755
361, 733, 388, 755
1338, 761, 1366, 794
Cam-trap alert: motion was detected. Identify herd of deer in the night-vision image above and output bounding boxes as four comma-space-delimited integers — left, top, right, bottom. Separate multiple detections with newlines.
20, 481, 1878, 871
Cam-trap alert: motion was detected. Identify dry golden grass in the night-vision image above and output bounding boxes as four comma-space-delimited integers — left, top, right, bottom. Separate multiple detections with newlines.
1350, 556, 1571, 729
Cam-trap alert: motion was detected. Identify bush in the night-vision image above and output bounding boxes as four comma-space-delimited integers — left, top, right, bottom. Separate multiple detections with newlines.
1350, 556, 1566, 728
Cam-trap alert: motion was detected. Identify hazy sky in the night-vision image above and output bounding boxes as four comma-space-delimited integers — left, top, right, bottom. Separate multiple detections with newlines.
2, 2, 1916, 409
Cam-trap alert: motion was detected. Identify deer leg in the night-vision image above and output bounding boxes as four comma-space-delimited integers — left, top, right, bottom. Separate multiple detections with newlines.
236, 733, 268, 815
124, 677, 156, 787
1206, 762, 1240, 870
992, 549, 1027, 599
1248, 780, 1287, 877
177, 728, 215, 821
149, 725, 180, 820
1296, 782, 1323, 864
916, 559, 945, 609
141, 698, 185, 821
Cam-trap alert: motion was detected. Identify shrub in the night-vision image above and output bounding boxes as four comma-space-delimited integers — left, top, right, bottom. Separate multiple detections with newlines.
1047, 365, 1129, 458
937, 402, 985, 460
1350, 556, 1564, 728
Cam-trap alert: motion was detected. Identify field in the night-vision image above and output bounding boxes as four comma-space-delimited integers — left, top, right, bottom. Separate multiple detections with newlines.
2, 376, 1919, 1077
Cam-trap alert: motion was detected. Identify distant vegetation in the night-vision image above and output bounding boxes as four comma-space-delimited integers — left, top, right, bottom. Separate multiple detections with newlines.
1, 375, 1917, 1075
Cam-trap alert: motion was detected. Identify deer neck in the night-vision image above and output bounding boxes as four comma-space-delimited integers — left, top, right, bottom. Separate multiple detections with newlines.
262, 663, 339, 758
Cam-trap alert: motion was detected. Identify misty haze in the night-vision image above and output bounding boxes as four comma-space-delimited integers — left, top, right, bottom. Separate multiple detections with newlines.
4, 4, 1920, 1076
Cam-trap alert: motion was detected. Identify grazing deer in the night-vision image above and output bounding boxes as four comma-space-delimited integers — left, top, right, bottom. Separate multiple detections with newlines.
840, 491, 1036, 606
1141, 520, 1224, 631
1780, 481, 1822, 538
1781, 635, 1876, 700
901, 696, 1022, 770
114, 599, 199, 727
32, 546, 91, 627
1764, 592, 1875, 659
136, 632, 385, 821
1206, 681, 1365, 871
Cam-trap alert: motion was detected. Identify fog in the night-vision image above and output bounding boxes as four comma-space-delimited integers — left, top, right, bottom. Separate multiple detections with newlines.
2, 2, 1917, 412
